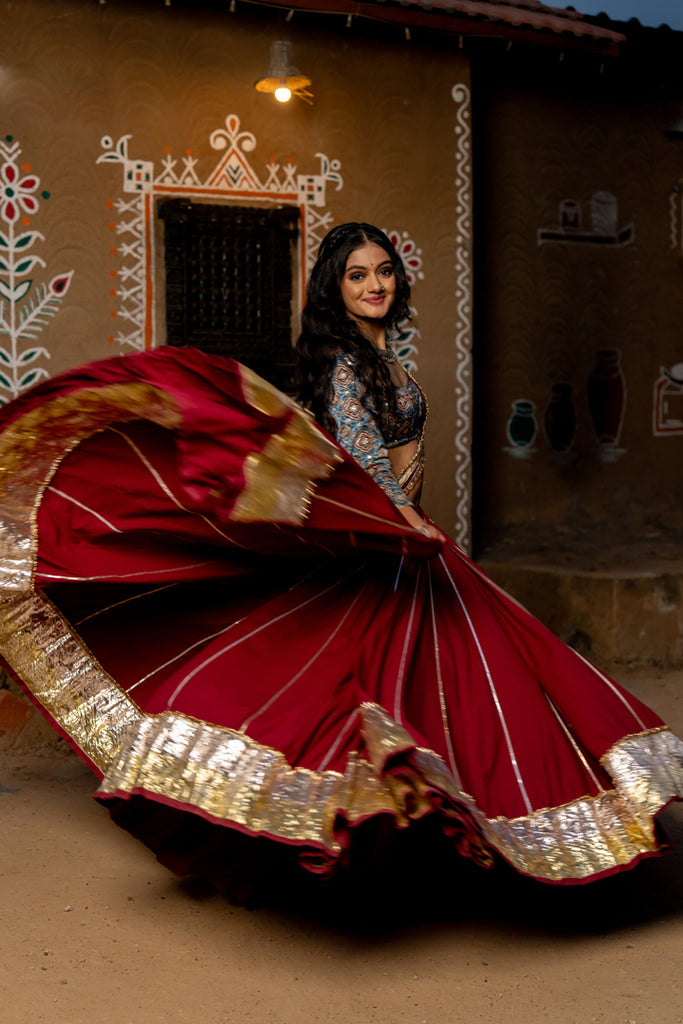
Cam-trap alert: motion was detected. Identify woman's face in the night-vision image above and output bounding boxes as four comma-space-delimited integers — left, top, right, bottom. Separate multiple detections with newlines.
339, 242, 396, 325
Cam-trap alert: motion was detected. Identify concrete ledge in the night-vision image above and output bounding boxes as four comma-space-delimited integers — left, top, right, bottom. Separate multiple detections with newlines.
477, 557, 683, 669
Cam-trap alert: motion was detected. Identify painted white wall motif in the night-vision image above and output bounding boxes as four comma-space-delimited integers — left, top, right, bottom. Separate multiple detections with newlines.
452, 82, 473, 550
97, 114, 345, 353
96, 114, 424, 376
382, 229, 422, 372
653, 362, 683, 436
0, 136, 73, 403
538, 192, 634, 248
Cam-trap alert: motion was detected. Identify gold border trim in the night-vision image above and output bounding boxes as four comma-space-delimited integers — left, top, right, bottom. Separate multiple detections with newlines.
231, 365, 343, 525
2, 581, 681, 879
0, 383, 181, 593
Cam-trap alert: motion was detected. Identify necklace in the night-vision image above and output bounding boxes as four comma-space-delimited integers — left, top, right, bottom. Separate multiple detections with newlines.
375, 342, 398, 364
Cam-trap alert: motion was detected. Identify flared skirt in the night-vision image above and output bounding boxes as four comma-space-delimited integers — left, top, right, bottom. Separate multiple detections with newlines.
0, 346, 681, 886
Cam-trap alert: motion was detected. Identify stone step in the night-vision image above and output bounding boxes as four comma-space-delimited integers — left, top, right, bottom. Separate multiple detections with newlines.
477, 555, 683, 669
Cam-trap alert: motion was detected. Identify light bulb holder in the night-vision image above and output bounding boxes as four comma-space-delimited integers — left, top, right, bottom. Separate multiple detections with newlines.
255, 41, 313, 104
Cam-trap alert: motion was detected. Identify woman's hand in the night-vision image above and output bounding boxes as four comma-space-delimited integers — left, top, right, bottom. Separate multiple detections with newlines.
398, 504, 445, 543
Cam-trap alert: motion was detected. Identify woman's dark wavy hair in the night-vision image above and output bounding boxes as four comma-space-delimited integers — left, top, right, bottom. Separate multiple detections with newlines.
295, 222, 412, 437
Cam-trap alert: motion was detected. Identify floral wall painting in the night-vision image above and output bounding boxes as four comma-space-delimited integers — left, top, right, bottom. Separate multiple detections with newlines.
382, 229, 422, 373
538, 192, 634, 248
653, 362, 683, 436
0, 136, 73, 404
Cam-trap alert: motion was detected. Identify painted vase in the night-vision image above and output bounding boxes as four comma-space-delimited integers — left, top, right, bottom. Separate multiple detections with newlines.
507, 399, 537, 448
544, 382, 576, 452
586, 348, 625, 446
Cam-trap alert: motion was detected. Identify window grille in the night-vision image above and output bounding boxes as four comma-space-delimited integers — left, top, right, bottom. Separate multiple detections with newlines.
160, 200, 299, 393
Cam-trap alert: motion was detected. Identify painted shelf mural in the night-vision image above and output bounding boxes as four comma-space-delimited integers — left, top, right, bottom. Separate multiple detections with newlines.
540, 194, 634, 250
538, 192, 634, 248
0, 136, 73, 403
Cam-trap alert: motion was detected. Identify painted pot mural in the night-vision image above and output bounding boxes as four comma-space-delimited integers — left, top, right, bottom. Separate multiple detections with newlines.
586, 348, 626, 458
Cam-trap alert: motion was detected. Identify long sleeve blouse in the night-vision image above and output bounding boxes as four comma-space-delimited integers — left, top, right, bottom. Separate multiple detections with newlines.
326, 352, 417, 509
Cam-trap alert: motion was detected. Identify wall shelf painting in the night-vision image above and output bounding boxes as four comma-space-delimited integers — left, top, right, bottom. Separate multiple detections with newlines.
538, 192, 634, 249
0, 136, 73, 404
653, 363, 683, 436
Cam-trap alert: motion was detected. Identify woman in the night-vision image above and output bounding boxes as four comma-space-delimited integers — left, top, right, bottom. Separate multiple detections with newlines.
0, 224, 680, 891
296, 222, 438, 538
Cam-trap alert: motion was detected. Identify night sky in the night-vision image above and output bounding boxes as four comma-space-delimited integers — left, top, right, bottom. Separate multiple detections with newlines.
559, 1, 683, 31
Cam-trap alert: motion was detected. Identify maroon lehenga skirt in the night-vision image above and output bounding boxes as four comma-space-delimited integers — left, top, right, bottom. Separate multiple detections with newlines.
0, 346, 681, 886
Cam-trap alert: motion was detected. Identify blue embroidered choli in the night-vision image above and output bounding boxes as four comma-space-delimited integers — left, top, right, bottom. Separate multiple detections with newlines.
327, 352, 424, 508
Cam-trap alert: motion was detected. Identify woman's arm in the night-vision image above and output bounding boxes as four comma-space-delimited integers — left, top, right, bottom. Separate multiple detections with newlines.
327, 356, 443, 541
328, 356, 412, 506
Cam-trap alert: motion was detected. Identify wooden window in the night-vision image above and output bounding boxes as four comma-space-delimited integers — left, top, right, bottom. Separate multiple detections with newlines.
160, 200, 299, 393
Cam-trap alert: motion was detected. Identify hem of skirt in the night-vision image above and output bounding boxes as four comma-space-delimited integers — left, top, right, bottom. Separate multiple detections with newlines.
498, 841, 672, 887
91, 705, 683, 885
4, 661, 106, 779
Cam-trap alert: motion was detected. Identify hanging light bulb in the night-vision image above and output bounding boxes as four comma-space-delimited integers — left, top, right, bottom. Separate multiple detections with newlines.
255, 41, 312, 104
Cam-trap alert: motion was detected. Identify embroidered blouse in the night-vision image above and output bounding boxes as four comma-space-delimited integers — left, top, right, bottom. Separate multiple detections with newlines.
327, 351, 424, 509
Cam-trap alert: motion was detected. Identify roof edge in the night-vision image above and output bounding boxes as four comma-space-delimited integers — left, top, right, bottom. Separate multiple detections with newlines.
241, 0, 626, 54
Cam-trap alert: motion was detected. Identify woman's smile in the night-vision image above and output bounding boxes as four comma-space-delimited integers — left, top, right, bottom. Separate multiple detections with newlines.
340, 241, 397, 329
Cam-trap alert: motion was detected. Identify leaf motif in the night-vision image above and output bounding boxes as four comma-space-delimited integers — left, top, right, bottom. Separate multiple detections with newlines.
49, 270, 74, 296
14, 256, 44, 275
0, 281, 11, 300
0, 348, 10, 364
0, 371, 14, 389
13, 280, 31, 301
18, 367, 48, 390
18, 348, 42, 365
13, 231, 43, 251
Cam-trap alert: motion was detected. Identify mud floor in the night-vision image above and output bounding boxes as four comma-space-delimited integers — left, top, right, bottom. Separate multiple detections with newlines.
1, 668, 682, 1024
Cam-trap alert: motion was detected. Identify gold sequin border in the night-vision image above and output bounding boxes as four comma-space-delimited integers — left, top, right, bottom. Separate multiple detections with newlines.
0, 382, 182, 594
1, 584, 681, 880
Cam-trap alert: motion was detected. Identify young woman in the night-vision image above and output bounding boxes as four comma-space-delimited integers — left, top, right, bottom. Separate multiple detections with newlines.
0, 223, 680, 892
296, 222, 442, 542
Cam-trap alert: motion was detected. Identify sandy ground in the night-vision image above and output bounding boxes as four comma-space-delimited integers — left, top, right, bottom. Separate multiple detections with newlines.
1, 668, 682, 1024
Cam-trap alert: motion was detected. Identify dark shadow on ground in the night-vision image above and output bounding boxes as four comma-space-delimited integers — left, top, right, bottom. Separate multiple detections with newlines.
173, 802, 683, 941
